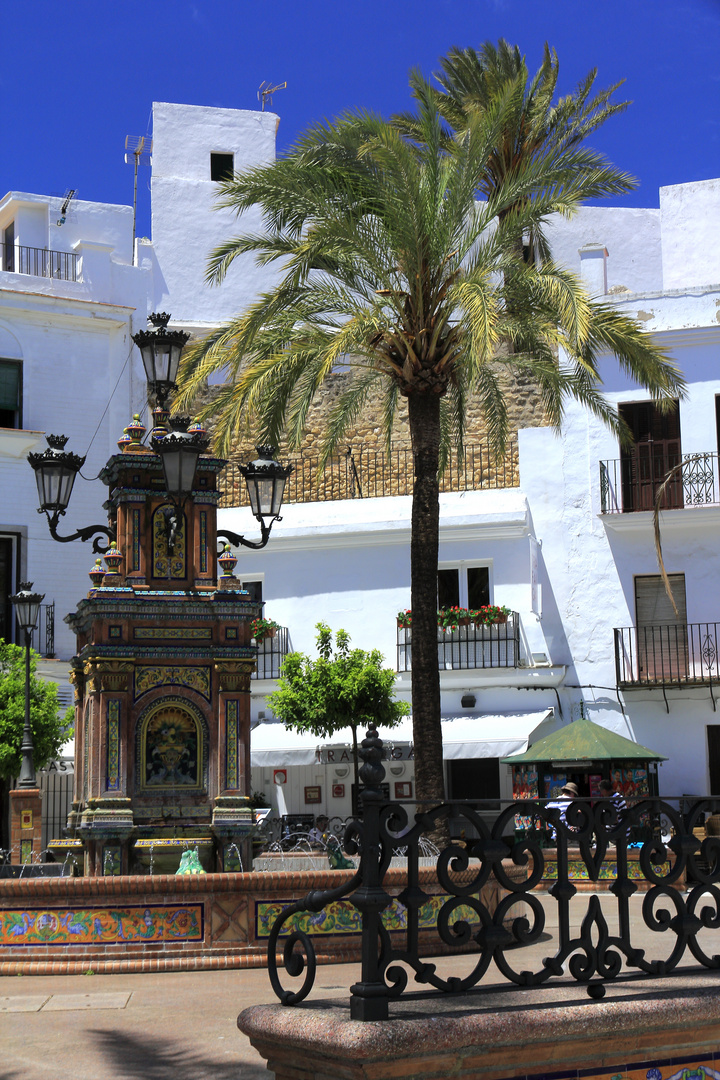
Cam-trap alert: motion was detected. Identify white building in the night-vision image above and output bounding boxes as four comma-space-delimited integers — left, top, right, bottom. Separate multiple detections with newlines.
2, 98, 719, 830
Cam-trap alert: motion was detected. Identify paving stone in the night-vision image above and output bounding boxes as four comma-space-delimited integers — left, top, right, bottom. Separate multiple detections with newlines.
41, 992, 132, 1011
0, 996, 50, 1012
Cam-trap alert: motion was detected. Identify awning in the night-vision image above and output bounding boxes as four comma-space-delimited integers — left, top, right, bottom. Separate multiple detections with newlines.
250, 709, 555, 769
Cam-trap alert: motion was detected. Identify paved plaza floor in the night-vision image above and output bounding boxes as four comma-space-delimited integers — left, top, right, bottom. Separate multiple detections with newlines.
0, 891, 711, 1080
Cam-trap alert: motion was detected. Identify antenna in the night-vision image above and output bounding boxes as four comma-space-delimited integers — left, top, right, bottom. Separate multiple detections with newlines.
258, 81, 287, 112
56, 189, 77, 227
124, 135, 153, 265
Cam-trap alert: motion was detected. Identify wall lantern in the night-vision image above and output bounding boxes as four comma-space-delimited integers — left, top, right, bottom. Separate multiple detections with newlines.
131, 312, 190, 408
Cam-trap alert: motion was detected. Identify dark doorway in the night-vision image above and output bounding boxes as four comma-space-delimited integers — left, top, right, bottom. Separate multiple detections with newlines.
0, 537, 14, 643
619, 400, 682, 511
448, 758, 500, 808
708, 726, 720, 795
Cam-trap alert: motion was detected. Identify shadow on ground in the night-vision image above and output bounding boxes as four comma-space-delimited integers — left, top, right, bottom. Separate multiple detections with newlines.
88, 1030, 269, 1080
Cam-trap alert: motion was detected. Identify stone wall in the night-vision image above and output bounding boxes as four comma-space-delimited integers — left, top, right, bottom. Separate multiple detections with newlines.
208, 366, 549, 507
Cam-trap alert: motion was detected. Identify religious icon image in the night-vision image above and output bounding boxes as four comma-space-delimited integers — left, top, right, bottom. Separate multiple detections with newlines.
144, 706, 199, 787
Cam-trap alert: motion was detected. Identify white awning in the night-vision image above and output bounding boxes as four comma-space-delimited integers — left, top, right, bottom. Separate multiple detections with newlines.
250, 709, 555, 768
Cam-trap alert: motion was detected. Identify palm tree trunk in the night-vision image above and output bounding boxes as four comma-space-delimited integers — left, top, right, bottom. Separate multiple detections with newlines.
408, 390, 445, 806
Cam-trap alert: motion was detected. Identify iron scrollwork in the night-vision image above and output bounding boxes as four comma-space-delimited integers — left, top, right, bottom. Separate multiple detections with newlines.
266, 727, 720, 1019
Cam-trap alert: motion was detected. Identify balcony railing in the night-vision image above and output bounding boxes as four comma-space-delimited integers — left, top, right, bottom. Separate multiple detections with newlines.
3, 243, 78, 282
31, 602, 55, 659
600, 452, 719, 513
251, 625, 290, 680
614, 622, 720, 686
396, 613, 521, 672
219, 440, 518, 508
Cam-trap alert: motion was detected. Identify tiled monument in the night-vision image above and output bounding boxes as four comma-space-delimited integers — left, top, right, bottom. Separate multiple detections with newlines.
28, 315, 290, 876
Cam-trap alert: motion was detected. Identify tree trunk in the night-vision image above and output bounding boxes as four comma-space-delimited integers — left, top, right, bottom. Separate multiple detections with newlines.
408, 390, 445, 807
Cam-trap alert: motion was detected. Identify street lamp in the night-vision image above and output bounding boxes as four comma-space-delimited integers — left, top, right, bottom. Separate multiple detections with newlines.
218, 445, 293, 551
27, 435, 115, 553
132, 312, 190, 408
9, 582, 44, 788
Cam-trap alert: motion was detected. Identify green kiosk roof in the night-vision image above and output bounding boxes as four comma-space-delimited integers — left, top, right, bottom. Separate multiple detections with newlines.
500, 716, 667, 765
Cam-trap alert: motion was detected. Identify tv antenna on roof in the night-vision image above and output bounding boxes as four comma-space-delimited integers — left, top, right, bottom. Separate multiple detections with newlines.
258, 81, 287, 111
56, 189, 77, 227
124, 135, 153, 265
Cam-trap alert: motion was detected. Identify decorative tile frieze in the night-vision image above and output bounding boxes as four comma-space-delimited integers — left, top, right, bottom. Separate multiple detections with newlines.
226, 701, 239, 789
134, 665, 211, 700
214, 661, 254, 693
0, 904, 203, 946
133, 627, 212, 640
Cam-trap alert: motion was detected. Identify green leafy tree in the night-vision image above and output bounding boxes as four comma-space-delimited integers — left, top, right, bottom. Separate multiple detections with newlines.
0, 640, 67, 780
267, 623, 409, 797
175, 59, 684, 807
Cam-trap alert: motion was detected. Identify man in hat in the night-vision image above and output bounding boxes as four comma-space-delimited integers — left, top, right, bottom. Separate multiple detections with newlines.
545, 782, 579, 841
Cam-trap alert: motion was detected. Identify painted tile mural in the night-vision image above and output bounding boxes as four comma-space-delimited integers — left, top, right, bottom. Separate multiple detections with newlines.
256, 894, 476, 939
0, 904, 203, 946
538, 1056, 720, 1079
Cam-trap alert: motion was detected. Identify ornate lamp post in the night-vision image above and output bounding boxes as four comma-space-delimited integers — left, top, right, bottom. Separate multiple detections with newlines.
27, 435, 114, 553
218, 445, 293, 551
9, 582, 45, 787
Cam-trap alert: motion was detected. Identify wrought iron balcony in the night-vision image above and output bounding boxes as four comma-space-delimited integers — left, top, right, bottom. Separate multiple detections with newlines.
2, 243, 78, 282
396, 613, 521, 672
219, 440, 518, 508
251, 625, 290, 680
614, 622, 720, 687
600, 452, 719, 514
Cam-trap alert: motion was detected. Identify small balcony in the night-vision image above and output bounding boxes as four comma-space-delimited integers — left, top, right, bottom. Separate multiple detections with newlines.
3, 243, 78, 282
219, 440, 518, 508
614, 622, 720, 687
396, 613, 522, 672
31, 602, 55, 659
600, 453, 719, 514
251, 625, 290, 680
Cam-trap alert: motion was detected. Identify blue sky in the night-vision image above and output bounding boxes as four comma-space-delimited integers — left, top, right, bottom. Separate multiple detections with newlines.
3, 0, 719, 238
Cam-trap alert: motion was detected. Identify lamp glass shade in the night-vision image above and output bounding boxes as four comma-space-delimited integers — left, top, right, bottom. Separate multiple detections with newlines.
27, 436, 85, 514
159, 443, 202, 497
240, 446, 292, 524
10, 583, 45, 631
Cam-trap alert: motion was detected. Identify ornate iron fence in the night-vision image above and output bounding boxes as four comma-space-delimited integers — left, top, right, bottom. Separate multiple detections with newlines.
30, 602, 55, 659
3, 244, 78, 282
251, 625, 289, 680
267, 725, 720, 1020
614, 622, 720, 686
600, 453, 719, 513
396, 613, 521, 672
219, 441, 518, 508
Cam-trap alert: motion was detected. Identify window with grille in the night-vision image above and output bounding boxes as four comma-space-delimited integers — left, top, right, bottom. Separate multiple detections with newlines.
0, 359, 21, 428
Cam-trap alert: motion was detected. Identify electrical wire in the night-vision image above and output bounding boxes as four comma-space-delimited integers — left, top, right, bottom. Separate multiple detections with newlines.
78, 339, 137, 479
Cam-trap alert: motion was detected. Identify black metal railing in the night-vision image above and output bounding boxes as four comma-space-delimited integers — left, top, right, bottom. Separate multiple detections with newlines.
615, 621, 720, 686
3, 243, 79, 282
267, 725, 720, 1020
600, 452, 719, 513
251, 625, 290, 680
396, 613, 521, 672
219, 441, 518, 508
31, 602, 55, 659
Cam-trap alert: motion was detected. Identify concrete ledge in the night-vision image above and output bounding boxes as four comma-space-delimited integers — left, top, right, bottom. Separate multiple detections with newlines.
239, 974, 720, 1080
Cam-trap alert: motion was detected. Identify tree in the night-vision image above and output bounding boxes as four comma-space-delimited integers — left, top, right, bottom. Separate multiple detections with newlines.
267, 623, 409, 799
395, 40, 632, 262
174, 61, 684, 807
0, 640, 67, 780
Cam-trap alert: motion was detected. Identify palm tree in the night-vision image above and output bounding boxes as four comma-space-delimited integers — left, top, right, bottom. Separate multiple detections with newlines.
395, 40, 633, 262
174, 78, 684, 807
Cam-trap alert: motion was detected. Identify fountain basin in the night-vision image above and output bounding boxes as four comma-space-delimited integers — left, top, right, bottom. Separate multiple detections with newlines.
133, 837, 214, 874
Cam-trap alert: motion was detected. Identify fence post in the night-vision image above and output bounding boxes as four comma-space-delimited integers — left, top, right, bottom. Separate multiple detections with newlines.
349, 725, 392, 1020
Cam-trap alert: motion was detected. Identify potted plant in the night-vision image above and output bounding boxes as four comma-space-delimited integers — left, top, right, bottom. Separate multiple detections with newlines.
251, 617, 281, 642
438, 607, 470, 631
472, 605, 511, 627
396, 610, 412, 628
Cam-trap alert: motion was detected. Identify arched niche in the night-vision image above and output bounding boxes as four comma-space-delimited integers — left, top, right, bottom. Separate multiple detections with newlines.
135, 696, 208, 793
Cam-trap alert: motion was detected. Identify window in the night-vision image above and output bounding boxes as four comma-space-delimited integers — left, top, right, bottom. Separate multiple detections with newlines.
635, 573, 687, 680
3, 222, 14, 272
0, 360, 21, 428
448, 759, 500, 808
210, 153, 234, 182
241, 579, 262, 602
619, 400, 682, 511
437, 565, 489, 610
